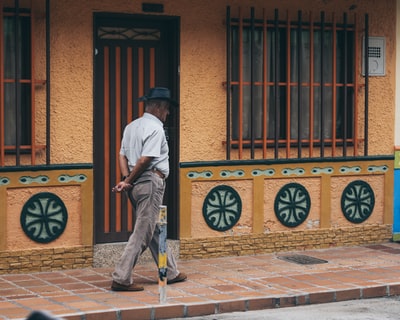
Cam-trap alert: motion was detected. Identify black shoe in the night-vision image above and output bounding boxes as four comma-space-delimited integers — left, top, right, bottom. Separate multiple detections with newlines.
167, 272, 187, 284
111, 280, 144, 291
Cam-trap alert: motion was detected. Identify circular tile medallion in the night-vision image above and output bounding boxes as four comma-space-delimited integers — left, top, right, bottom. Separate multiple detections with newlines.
20, 192, 68, 243
341, 180, 375, 223
274, 183, 311, 227
202, 185, 242, 231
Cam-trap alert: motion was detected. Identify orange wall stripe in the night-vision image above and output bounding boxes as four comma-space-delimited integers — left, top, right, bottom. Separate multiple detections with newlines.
104, 46, 110, 233
286, 10, 291, 158
0, 3, 4, 166
138, 47, 144, 116
238, 8, 243, 159
150, 47, 155, 87
30, 1, 36, 164
115, 46, 121, 232
126, 46, 133, 230
127, 47, 133, 121
332, 13, 337, 156
309, 12, 314, 157
353, 13, 359, 156
262, 9, 268, 158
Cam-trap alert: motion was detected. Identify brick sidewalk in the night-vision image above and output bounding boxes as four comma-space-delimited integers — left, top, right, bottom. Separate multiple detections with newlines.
1, 243, 400, 320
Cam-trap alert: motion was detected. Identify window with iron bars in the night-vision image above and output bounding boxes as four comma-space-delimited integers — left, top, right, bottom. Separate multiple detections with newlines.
1, 3, 48, 167
226, 7, 368, 160
3, 9, 31, 148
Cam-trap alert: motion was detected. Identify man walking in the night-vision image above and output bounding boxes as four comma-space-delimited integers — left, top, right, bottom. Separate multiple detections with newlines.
111, 87, 187, 291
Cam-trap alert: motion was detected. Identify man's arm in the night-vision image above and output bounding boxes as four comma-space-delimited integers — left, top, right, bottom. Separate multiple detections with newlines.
112, 155, 153, 193
119, 154, 130, 178
124, 156, 153, 184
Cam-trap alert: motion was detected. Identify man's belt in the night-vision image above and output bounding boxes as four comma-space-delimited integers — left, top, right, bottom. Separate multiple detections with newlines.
150, 168, 165, 179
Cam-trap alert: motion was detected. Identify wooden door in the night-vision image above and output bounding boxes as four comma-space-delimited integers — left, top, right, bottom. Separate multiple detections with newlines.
93, 13, 180, 243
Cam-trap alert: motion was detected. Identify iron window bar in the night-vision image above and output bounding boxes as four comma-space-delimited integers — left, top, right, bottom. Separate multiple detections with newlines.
0, 0, 49, 167
226, 7, 368, 160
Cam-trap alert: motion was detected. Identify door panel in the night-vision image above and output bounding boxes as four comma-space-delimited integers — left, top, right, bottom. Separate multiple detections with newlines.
94, 14, 179, 243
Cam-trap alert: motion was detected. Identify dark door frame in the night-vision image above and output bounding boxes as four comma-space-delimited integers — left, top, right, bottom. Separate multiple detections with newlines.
93, 12, 180, 243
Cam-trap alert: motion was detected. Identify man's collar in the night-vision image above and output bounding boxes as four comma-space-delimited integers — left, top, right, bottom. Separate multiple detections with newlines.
143, 112, 163, 126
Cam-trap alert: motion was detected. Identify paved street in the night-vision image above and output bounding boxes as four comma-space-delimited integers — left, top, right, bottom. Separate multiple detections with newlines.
2, 243, 400, 319
171, 296, 400, 319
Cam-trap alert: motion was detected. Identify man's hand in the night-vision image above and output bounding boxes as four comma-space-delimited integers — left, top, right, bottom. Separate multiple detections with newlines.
112, 181, 132, 193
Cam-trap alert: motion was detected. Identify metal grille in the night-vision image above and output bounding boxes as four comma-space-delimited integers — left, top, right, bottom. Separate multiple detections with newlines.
226, 7, 369, 160
0, 0, 50, 167
278, 254, 328, 265
98, 27, 161, 41
368, 47, 381, 58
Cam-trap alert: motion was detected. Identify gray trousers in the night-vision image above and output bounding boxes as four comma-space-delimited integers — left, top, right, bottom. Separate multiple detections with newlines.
112, 171, 180, 286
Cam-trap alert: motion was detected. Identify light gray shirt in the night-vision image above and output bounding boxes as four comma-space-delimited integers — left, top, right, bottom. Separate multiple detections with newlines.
120, 112, 169, 177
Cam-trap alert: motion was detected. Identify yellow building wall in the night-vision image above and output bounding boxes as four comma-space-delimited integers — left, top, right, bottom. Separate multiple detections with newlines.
7, 186, 82, 250
179, 158, 393, 259
0, 168, 93, 273
24, 0, 396, 164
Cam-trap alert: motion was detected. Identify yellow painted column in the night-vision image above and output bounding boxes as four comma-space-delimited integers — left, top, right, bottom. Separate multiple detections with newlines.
253, 177, 264, 233
320, 175, 331, 228
384, 163, 394, 224
0, 184, 6, 250
179, 168, 192, 238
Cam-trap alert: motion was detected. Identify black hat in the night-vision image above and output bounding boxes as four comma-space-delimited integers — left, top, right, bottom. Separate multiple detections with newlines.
138, 87, 178, 106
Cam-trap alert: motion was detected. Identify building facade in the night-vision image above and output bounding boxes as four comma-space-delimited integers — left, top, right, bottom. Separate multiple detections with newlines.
0, 0, 397, 273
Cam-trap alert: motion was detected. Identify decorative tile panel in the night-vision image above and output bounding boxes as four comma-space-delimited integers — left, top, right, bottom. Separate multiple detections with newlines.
187, 171, 213, 179
282, 168, 305, 176
19, 176, 50, 184
0, 177, 10, 186
340, 166, 361, 173
274, 183, 311, 227
252, 169, 275, 177
202, 185, 242, 231
58, 174, 87, 183
341, 180, 375, 223
311, 167, 334, 174
20, 192, 68, 243
220, 170, 245, 178
367, 165, 388, 173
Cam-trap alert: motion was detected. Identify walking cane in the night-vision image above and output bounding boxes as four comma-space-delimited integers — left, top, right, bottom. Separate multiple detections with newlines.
158, 205, 168, 303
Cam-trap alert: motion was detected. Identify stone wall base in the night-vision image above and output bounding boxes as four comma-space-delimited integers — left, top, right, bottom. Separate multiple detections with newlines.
0, 246, 93, 274
180, 225, 393, 260
0, 226, 393, 274
93, 240, 180, 268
